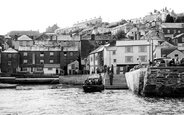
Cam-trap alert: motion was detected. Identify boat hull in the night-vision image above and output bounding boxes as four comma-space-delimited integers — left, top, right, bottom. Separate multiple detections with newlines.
0, 83, 17, 89
83, 85, 104, 92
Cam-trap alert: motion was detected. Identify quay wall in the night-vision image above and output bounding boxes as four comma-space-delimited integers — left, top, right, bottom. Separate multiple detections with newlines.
125, 67, 184, 97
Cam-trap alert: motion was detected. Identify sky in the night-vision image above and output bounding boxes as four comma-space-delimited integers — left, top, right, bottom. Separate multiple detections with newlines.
0, 0, 184, 35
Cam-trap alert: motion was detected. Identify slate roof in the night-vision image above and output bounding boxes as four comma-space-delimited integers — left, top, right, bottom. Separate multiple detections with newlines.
161, 23, 184, 28
90, 44, 109, 54
9, 31, 40, 36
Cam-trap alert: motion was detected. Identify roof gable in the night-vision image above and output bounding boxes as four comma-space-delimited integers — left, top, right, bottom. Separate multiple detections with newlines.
90, 44, 109, 54
167, 49, 184, 57
158, 41, 176, 48
2, 48, 18, 53
17, 35, 32, 41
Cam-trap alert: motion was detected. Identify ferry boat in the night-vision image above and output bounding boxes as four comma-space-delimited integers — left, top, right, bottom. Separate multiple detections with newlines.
83, 74, 104, 92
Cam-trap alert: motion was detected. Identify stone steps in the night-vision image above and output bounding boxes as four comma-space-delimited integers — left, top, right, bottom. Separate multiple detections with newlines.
104, 74, 128, 89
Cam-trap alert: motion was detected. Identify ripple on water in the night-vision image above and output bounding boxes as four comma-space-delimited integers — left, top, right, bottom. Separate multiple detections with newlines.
1, 85, 184, 115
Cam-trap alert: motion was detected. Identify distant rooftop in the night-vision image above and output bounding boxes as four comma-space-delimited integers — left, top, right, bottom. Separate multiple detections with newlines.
9, 30, 40, 36
17, 35, 32, 41
161, 23, 184, 28
2, 48, 18, 53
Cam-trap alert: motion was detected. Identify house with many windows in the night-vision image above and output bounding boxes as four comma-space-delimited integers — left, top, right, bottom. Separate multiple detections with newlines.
89, 44, 109, 74
18, 46, 62, 74
103, 39, 162, 74
111, 23, 133, 35
1, 48, 19, 74
13, 35, 34, 50
161, 23, 184, 45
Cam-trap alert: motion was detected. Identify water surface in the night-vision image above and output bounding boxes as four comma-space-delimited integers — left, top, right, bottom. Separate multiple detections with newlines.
0, 85, 184, 115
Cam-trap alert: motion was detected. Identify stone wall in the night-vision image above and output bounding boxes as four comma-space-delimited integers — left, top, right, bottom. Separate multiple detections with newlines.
142, 67, 184, 97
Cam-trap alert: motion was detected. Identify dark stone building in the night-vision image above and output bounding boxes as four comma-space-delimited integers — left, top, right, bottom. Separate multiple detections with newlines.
18, 46, 79, 75
1, 48, 19, 74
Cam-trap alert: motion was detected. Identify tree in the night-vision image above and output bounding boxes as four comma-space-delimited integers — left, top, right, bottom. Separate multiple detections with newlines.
114, 30, 126, 40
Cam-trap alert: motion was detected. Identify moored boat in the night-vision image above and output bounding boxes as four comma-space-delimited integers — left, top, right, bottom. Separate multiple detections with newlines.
0, 83, 17, 89
83, 74, 104, 92
83, 84, 104, 92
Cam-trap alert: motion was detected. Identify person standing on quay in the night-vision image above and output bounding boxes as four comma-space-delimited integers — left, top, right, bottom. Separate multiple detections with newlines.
109, 65, 114, 86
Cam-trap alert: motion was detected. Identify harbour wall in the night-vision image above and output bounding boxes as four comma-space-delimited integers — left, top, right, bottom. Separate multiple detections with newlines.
125, 67, 184, 97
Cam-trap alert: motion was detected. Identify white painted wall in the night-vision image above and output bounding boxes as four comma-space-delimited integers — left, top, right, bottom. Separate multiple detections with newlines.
89, 54, 95, 74
103, 40, 161, 74
44, 68, 57, 74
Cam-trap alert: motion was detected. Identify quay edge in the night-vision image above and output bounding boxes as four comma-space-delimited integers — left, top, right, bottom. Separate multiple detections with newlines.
125, 67, 184, 97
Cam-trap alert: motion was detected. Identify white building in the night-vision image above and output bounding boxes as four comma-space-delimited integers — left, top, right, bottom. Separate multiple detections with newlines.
67, 60, 79, 75
111, 23, 133, 35
104, 39, 161, 74
89, 44, 109, 74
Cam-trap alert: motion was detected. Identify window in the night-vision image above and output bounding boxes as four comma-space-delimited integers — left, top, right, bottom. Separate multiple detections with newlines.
178, 30, 181, 33
40, 52, 44, 57
50, 60, 54, 63
112, 51, 116, 55
175, 54, 178, 57
125, 56, 133, 62
174, 29, 176, 33
40, 60, 44, 64
50, 52, 54, 56
71, 64, 75, 69
37, 67, 43, 71
91, 56, 93, 61
22, 68, 27, 71
139, 56, 147, 62
120, 67, 124, 71
23, 60, 28, 64
113, 59, 116, 63
95, 55, 98, 60
64, 52, 67, 56
125, 46, 133, 53
26, 41, 30, 46
182, 37, 184, 42
139, 46, 147, 52
13, 54, 16, 58
23, 52, 28, 56
19, 41, 23, 46
70, 52, 73, 56
8, 61, 11, 65
167, 29, 170, 33
48, 68, 53, 70
8, 54, 12, 58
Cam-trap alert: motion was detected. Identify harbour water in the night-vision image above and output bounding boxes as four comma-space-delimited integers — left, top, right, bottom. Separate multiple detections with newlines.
1, 85, 184, 115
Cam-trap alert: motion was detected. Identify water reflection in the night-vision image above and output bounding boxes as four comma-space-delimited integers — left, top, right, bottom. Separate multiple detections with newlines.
0, 85, 184, 115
